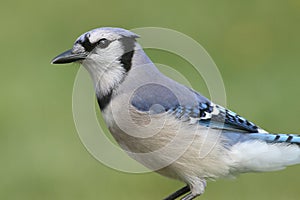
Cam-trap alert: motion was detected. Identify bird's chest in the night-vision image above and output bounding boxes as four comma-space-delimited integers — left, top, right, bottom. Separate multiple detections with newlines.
102, 104, 172, 153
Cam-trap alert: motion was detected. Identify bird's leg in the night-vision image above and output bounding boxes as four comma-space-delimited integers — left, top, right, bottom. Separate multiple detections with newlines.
163, 185, 190, 200
181, 192, 199, 200
180, 179, 206, 200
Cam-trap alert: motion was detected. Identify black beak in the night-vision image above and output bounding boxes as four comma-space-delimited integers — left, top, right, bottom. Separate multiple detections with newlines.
51, 49, 87, 64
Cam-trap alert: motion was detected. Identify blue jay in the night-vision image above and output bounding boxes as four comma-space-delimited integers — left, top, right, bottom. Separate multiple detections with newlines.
52, 27, 300, 200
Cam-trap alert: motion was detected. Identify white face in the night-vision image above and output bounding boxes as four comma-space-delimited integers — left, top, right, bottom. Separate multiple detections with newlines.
73, 31, 125, 69
71, 28, 138, 96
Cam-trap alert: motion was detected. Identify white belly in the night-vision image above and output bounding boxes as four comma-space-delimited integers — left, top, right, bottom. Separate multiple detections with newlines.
102, 105, 233, 182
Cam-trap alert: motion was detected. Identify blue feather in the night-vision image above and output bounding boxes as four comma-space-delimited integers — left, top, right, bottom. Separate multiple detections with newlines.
222, 132, 300, 146
131, 85, 262, 133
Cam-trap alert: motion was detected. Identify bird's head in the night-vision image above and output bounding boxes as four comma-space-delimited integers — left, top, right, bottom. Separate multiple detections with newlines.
52, 27, 140, 96
52, 27, 139, 68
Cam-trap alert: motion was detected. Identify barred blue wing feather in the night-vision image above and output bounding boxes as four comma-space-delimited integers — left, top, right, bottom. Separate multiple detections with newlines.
168, 103, 263, 133
130, 85, 265, 133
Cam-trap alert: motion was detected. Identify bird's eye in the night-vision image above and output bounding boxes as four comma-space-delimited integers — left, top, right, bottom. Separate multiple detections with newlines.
98, 38, 110, 48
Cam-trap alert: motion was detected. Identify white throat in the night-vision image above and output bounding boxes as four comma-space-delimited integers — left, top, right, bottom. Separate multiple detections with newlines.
82, 54, 126, 98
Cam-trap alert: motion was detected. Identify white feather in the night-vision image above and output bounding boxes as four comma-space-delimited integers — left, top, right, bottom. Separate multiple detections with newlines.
229, 141, 300, 172
81, 39, 129, 97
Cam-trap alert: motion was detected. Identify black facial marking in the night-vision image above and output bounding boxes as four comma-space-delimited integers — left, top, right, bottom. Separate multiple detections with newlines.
77, 34, 112, 52
78, 34, 98, 52
97, 91, 113, 110
119, 37, 136, 72
120, 51, 134, 72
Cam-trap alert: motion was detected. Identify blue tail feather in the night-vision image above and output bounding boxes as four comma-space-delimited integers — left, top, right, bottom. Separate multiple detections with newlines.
247, 133, 300, 145
222, 132, 300, 146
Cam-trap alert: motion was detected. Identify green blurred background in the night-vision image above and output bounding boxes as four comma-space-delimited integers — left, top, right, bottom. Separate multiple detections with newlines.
1, 0, 300, 199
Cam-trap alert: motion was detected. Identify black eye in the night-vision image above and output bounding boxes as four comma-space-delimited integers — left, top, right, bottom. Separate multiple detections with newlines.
98, 38, 110, 48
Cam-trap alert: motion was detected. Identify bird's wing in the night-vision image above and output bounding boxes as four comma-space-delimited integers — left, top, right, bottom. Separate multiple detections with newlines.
183, 89, 266, 133
130, 84, 266, 134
